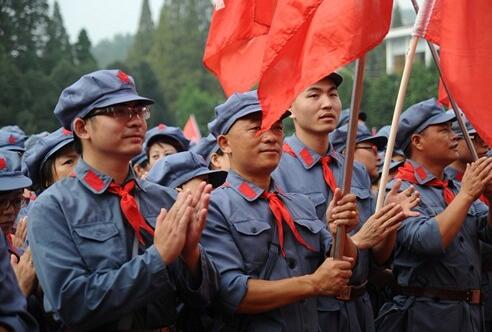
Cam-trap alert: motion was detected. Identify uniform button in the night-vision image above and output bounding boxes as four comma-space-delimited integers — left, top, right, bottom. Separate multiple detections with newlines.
288, 258, 296, 269
469, 265, 474, 272
251, 227, 257, 233
459, 236, 464, 242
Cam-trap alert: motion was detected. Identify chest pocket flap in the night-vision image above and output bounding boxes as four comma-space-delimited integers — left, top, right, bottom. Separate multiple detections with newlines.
233, 220, 271, 235
351, 186, 371, 200
73, 222, 119, 242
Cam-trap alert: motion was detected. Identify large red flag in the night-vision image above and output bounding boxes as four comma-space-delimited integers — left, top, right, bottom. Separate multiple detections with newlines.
415, 0, 492, 145
203, 1, 278, 96
257, 0, 393, 130
203, 1, 393, 131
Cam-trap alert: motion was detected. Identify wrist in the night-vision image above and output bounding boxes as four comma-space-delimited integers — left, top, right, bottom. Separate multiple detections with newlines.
303, 273, 319, 297
351, 232, 369, 249
456, 191, 476, 205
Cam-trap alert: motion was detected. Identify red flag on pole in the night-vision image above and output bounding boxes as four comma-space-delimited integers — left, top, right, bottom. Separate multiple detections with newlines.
203, 1, 278, 96
415, 0, 492, 145
203, 0, 393, 131
183, 115, 201, 144
257, 0, 393, 130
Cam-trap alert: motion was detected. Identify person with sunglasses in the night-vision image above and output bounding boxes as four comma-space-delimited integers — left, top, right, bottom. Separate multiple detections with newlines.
0, 149, 38, 332
27, 70, 218, 331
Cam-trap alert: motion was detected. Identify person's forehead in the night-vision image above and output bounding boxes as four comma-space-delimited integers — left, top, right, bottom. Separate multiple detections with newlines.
304, 78, 337, 92
150, 141, 177, 151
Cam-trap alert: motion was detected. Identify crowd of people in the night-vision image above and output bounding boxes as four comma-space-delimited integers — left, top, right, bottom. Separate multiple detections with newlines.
1, 68, 491, 332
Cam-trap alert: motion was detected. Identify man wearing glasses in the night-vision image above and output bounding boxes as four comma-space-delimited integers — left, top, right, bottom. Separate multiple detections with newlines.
27, 70, 218, 331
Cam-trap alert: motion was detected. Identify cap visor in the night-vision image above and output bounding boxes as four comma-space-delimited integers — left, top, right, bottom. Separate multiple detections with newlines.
0, 175, 32, 191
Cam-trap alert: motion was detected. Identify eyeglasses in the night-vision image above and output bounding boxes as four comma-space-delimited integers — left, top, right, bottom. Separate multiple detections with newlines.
356, 144, 378, 155
0, 196, 29, 210
86, 104, 151, 121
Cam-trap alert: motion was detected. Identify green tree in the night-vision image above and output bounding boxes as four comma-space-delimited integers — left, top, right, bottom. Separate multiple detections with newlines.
74, 29, 97, 71
42, 1, 73, 72
127, 0, 155, 64
92, 34, 133, 68
149, 0, 223, 126
0, 0, 49, 71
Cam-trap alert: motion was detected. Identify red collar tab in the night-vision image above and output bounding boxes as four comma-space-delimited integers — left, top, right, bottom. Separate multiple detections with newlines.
299, 148, 314, 167
282, 143, 296, 157
238, 182, 257, 200
415, 166, 428, 182
117, 71, 131, 84
84, 170, 106, 192
0, 158, 6, 170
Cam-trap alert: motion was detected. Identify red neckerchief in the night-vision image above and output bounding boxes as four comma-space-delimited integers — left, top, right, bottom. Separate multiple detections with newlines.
262, 191, 315, 256
396, 162, 455, 204
107, 180, 154, 244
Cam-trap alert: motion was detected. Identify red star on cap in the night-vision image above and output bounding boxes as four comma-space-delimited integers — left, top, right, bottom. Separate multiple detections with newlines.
8, 135, 16, 144
62, 129, 72, 136
158, 123, 166, 131
0, 158, 6, 170
117, 71, 130, 84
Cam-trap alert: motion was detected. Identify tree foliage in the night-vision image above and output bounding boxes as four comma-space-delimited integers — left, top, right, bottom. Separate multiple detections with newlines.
0, 0, 441, 136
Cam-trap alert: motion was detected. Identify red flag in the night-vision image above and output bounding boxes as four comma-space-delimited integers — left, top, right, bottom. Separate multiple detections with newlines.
203, 0, 393, 131
203, 1, 278, 96
183, 115, 201, 144
415, 0, 492, 145
257, 0, 393, 130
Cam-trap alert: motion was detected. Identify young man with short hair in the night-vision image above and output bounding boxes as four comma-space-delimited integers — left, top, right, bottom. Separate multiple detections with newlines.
28, 70, 218, 331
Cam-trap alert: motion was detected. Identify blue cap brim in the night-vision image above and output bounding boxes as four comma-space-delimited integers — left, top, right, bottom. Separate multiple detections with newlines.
415, 111, 456, 134
0, 174, 32, 191
40, 139, 74, 170
359, 135, 388, 151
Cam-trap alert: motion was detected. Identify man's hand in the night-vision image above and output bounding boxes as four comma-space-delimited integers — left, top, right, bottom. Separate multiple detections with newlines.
181, 182, 212, 271
326, 188, 358, 235
385, 180, 420, 218
153, 191, 193, 264
309, 256, 353, 296
13, 217, 28, 249
461, 157, 492, 202
10, 249, 36, 297
351, 203, 404, 249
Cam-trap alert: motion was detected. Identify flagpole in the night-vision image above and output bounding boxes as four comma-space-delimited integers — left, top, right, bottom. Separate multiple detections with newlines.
331, 56, 367, 261
409, 0, 478, 161
375, 36, 420, 211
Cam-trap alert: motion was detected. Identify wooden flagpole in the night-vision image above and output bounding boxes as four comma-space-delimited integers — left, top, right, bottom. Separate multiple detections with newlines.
331, 56, 367, 259
375, 36, 420, 211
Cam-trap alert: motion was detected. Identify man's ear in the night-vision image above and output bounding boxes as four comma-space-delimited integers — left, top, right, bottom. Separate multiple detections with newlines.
217, 134, 231, 154
410, 133, 424, 152
72, 117, 90, 140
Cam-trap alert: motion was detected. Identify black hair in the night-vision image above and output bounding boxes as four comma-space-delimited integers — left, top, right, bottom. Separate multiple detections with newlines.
37, 143, 76, 192
146, 136, 183, 157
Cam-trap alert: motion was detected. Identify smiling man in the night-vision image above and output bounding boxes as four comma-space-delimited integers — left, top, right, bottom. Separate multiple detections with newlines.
27, 70, 218, 331
201, 90, 364, 331
376, 99, 492, 332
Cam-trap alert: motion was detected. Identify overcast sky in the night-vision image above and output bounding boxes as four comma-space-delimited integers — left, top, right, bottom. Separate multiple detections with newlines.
52, 0, 416, 45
